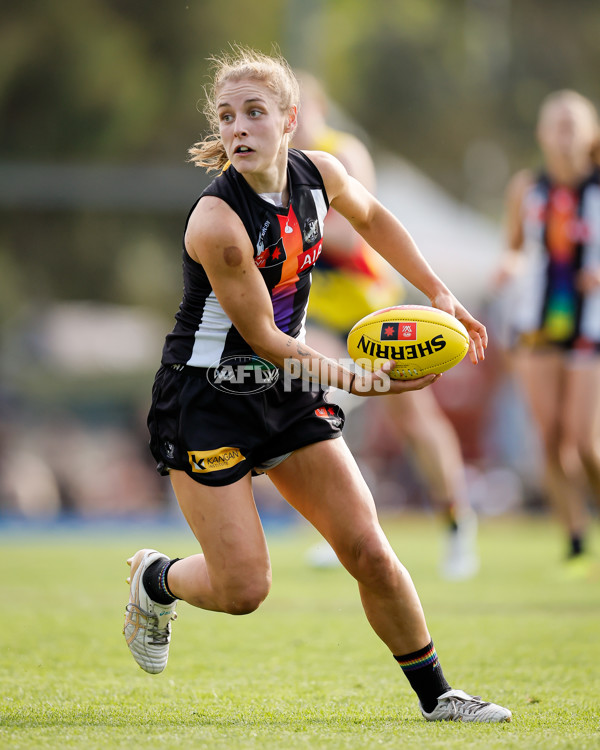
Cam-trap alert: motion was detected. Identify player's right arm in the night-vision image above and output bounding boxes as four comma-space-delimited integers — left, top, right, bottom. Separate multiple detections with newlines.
185, 196, 438, 396
493, 169, 532, 288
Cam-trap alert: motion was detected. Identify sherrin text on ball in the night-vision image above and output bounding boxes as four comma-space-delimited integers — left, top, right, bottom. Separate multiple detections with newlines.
347, 305, 469, 380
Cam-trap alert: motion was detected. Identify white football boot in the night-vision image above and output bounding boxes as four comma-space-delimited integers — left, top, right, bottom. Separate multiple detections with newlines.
123, 548, 177, 674
421, 688, 512, 722
441, 511, 480, 581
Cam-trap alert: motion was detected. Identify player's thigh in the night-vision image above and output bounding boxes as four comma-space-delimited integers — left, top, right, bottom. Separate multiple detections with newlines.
513, 349, 564, 435
267, 437, 382, 553
169, 469, 270, 582
562, 357, 600, 446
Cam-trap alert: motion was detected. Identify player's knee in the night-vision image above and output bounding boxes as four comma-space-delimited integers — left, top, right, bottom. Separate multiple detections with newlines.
220, 575, 271, 615
346, 533, 399, 589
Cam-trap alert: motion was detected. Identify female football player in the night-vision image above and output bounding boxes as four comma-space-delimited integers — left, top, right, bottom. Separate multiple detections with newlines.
123, 46, 510, 723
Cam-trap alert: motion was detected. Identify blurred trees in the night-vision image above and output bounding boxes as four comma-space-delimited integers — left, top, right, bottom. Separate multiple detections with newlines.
0, 0, 286, 163
339, 0, 600, 205
1, 0, 600, 314
3, 1, 600, 177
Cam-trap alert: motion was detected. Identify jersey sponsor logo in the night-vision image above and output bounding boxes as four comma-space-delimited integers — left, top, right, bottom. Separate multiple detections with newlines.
255, 237, 287, 268
207, 355, 280, 395
357, 333, 446, 360
381, 322, 417, 341
297, 240, 323, 273
188, 446, 245, 473
258, 219, 270, 243
315, 406, 335, 418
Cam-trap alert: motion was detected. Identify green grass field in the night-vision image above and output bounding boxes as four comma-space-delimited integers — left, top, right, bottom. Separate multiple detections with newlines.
2, 514, 599, 749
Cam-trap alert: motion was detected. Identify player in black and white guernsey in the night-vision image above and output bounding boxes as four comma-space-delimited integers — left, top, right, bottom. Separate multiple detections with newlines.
124, 47, 511, 724
497, 89, 600, 572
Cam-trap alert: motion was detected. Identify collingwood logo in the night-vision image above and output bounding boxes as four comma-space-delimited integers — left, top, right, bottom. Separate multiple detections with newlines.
188, 447, 245, 473
303, 217, 319, 244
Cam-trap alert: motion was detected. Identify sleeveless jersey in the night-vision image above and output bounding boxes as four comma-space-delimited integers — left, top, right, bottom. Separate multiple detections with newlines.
511, 168, 600, 349
161, 149, 329, 367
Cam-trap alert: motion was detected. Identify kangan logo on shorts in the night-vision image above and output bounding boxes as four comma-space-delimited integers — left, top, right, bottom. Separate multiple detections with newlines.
207, 355, 279, 395
188, 447, 245, 473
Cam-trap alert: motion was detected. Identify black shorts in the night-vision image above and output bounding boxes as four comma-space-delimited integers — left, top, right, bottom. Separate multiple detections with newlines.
148, 364, 345, 487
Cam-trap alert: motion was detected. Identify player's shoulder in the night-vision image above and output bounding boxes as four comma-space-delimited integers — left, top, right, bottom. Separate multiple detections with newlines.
189, 195, 241, 237
186, 195, 248, 262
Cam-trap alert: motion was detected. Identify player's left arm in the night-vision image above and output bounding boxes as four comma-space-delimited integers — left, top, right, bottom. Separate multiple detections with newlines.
311, 151, 487, 363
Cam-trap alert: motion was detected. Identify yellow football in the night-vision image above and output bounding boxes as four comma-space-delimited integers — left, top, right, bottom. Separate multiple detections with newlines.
347, 305, 470, 380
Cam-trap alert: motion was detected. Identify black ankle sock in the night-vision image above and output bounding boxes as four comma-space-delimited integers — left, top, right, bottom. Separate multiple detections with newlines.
569, 536, 584, 558
394, 641, 451, 713
444, 504, 459, 533
142, 558, 179, 605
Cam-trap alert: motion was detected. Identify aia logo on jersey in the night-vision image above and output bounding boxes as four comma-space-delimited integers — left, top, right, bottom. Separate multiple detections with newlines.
381, 322, 417, 341
297, 240, 323, 273
255, 237, 287, 268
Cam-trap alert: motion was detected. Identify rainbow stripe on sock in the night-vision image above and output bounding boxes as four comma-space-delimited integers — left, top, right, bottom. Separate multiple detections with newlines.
394, 642, 439, 672
158, 560, 172, 600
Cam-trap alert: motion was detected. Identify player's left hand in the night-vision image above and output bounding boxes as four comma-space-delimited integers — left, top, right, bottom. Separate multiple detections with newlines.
430, 292, 487, 364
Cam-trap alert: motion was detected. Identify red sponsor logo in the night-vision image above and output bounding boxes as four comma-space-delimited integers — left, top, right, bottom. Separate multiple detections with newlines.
297, 241, 322, 273
315, 406, 336, 418
255, 239, 286, 269
399, 322, 417, 340
381, 321, 417, 341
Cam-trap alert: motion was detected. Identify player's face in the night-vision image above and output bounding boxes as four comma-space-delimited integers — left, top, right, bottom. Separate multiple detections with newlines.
217, 78, 294, 182
538, 100, 597, 164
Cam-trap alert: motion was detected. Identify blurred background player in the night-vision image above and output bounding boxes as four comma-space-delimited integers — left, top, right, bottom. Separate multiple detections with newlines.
494, 90, 600, 575
292, 72, 478, 580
